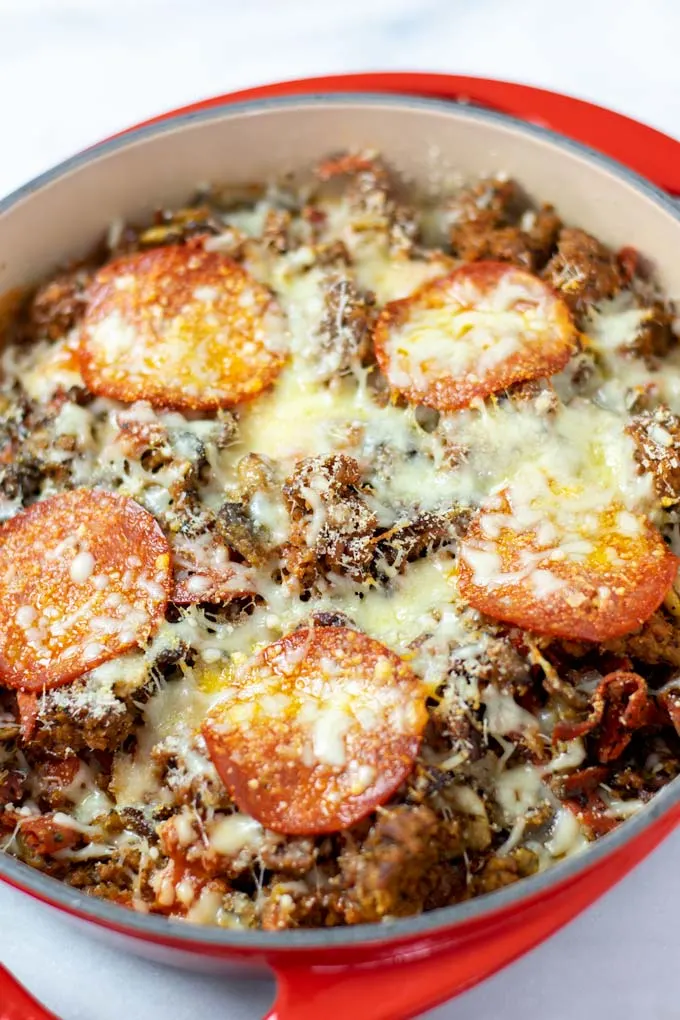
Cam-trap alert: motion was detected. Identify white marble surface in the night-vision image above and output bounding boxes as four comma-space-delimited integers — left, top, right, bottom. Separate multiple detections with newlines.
1, 0, 680, 1017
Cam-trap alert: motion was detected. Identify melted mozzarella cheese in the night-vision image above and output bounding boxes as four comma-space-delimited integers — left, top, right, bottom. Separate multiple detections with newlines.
482, 686, 538, 738
560, 294, 680, 417
355, 253, 452, 304
544, 808, 589, 857
494, 764, 547, 822
586, 292, 650, 352
438, 397, 652, 516
208, 813, 263, 855
10, 192, 672, 877
5, 331, 83, 402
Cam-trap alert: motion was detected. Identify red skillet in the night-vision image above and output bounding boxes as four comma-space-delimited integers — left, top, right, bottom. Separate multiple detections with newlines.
1, 73, 680, 1020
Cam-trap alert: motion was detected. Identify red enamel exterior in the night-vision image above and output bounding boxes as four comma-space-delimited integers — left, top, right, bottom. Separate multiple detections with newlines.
2, 74, 680, 1020
0, 966, 58, 1020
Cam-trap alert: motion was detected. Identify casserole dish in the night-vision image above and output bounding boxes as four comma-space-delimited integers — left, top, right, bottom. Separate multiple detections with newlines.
2, 77, 680, 1020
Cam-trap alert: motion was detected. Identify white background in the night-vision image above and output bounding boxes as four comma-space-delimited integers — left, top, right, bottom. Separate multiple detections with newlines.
1, 0, 680, 1017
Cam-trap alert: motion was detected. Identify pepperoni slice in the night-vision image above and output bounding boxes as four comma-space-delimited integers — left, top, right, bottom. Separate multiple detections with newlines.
552, 671, 660, 762
0, 489, 170, 690
80, 244, 287, 411
373, 262, 577, 411
18, 814, 81, 855
16, 691, 39, 741
316, 152, 386, 182
458, 486, 678, 642
170, 531, 255, 604
202, 626, 427, 834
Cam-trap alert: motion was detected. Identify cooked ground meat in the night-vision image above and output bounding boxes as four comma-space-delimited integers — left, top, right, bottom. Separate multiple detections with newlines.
313, 239, 352, 268
543, 228, 625, 318
235, 453, 277, 499
626, 299, 676, 360
258, 832, 319, 874
627, 406, 680, 503
450, 212, 559, 270
282, 454, 377, 584
29, 757, 81, 810
260, 879, 345, 930
216, 500, 273, 566
150, 733, 231, 813
0, 456, 43, 505
261, 208, 293, 254
446, 177, 520, 233
525, 205, 564, 264
0, 767, 24, 805
305, 609, 355, 629
373, 511, 457, 573
316, 152, 419, 254
603, 610, 680, 668
471, 847, 538, 894
65, 855, 147, 904
27, 265, 93, 341
26, 673, 141, 754
451, 632, 531, 693
215, 454, 282, 564
339, 804, 465, 922
447, 178, 561, 270
24, 636, 188, 755
130, 205, 227, 251
503, 378, 559, 415
313, 273, 375, 380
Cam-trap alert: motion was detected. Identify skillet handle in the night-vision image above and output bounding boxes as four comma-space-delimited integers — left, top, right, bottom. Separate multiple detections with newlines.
264, 915, 557, 1020
128, 72, 680, 196
265, 799, 680, 1020
0, 965, 58, 1020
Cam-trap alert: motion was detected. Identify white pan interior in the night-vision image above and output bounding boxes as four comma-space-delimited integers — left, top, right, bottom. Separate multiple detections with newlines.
0, 95, 679, 302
